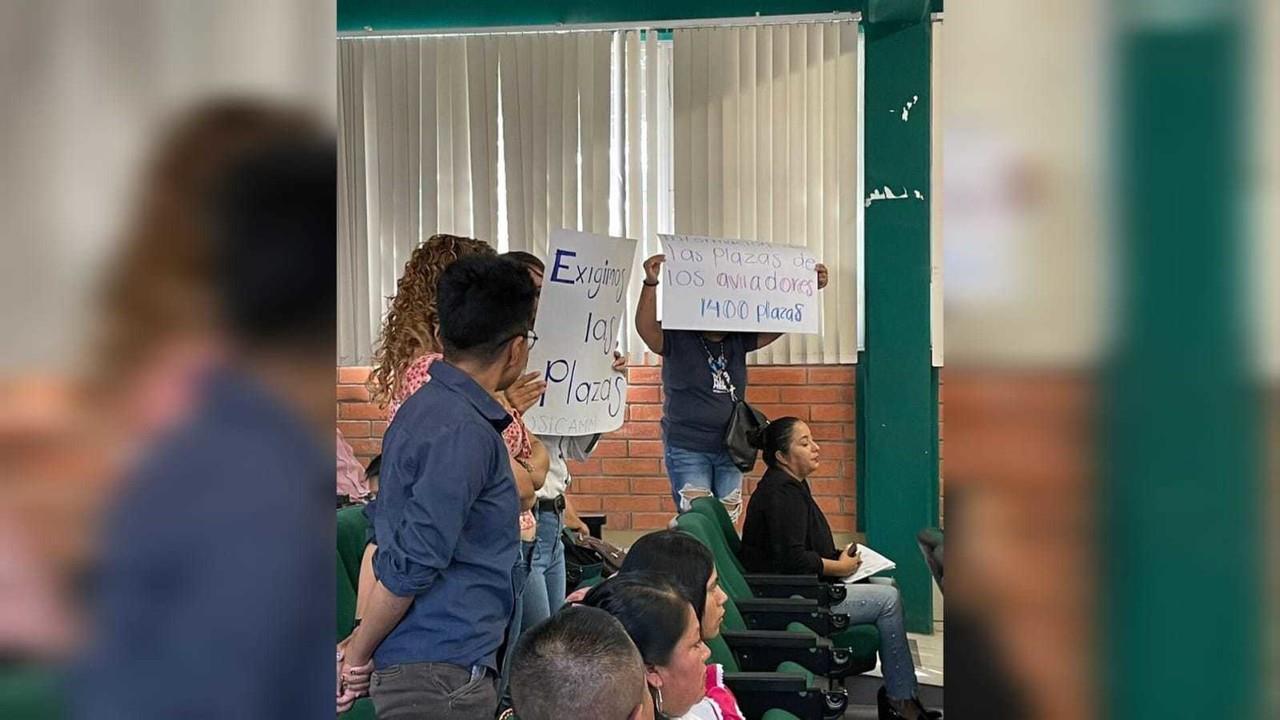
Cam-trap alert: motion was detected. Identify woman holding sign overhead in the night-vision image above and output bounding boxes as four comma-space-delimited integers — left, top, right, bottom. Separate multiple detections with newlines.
635, 254, 828, 521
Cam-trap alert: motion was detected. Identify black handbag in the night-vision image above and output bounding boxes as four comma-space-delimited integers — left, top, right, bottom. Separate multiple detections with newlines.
700, 336, 770, 472
724, 397, 769, 471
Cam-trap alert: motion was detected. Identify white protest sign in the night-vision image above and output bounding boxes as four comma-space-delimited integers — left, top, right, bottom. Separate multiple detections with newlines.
522, 229, 638, 435
658, 234, 822, 334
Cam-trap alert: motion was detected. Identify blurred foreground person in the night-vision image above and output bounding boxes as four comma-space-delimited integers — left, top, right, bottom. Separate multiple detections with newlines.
74, 137, 335, 718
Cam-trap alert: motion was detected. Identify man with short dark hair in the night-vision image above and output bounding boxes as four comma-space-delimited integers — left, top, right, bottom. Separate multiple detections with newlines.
509, 606, 654, 720
339, 255, 539, 720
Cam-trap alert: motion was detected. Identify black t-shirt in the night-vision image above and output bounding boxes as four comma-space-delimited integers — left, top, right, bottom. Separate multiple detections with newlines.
659, 330, 758, 453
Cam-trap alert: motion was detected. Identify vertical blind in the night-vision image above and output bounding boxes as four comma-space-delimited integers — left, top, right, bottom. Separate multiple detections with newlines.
672, 22, 861, 364
338, 35, 500, 365
338, 22, 864, 366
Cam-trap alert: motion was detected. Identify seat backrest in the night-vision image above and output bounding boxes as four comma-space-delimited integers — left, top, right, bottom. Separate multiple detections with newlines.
706, 632, 740, 673
689, 496, 745, 564
337, 505, 370, 587
674, 513, 754, 604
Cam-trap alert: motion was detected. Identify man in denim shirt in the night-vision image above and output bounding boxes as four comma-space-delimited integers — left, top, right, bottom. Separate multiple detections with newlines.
340, 255, 539, 720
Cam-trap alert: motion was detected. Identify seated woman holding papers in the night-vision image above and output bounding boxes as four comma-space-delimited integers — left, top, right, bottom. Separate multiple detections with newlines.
739, 417, 939, 720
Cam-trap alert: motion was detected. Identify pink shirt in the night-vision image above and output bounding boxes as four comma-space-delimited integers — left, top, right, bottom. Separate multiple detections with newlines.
677, 665, 745, 720
336, 428, 370, 501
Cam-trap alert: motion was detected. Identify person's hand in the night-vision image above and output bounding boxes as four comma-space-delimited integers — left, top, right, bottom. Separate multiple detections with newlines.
839, 544, 862, 576
611, 349, 627, 374
564, 515, 588, 538
337, 637, 374, 713
505, 371, 547, 414
816, 263, 829, 290
643, 254, 665, 284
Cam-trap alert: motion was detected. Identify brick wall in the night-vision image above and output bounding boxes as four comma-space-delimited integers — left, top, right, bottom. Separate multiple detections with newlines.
337, 363, 862, 531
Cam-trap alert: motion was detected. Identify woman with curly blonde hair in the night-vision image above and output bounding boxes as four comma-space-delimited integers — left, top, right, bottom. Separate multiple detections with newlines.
366, 233, 496, 410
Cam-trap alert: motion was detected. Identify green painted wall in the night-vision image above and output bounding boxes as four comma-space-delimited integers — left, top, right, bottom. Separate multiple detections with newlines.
1104, 1, 1259, 716
860, 18, 937, 634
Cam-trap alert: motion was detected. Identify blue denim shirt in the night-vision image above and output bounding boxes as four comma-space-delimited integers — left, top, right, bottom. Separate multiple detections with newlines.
372, 360, 518, 671
75, 367, 331, 720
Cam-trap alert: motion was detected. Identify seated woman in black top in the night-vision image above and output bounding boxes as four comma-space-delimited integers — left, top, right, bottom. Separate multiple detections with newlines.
740, 417, 939, 720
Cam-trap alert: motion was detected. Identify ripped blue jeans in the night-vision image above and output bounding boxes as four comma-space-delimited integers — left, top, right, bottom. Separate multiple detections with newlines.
663, 444, 743, 521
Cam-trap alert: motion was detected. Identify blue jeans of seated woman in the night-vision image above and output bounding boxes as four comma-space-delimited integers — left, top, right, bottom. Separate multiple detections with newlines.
836, 583, 919, 700
663, 445, 744, 521
522, 507, 566, 630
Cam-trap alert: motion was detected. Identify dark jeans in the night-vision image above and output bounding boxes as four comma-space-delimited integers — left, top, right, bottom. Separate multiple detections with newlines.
369, 662, 497, 720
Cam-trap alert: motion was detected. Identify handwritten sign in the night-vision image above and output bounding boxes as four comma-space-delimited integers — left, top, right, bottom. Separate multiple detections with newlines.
522, 229, 638, 436
658, 234, 821, 334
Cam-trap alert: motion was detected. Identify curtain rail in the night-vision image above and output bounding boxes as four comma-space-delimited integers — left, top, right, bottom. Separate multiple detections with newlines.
338, 12, 861, 40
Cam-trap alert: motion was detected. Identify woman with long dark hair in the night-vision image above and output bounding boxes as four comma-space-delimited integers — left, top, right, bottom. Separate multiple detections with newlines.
580, 574, 714, 720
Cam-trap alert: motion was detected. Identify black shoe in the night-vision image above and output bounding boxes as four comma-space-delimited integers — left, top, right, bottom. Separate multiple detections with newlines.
877, 686, 942, 720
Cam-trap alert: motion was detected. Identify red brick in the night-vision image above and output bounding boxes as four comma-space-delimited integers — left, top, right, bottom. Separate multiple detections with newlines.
565, 459, 602, 476
608, 513, 633, 530
568, 495, 602, 512
809, 461, 846, 479
604, 496, 664, 512
631, 478, 671, 495
807, 478, 850, 496
815, 496, 842, 514
349, 438, 383, 456
809, 423, 845, 441
658, 497, 677, 513
337, 384, 371, 402
371, 421, 389, 437
577, 477, 630, 494
628, 404, 665, 422
602, 458, 660, 476
338, 367, 370, 384
614, 422, 661, 439
807, 367, 855, 384
747, 367, 807, 385
818, 442, 855, 459
339, 403, 386, 420
592, 440, 629, 458
779, 386, 854, 404
628, 440, 665, 458
627, 385, 661, 404
628, 366, 662, 385
632, 512, 676, 530
355, 454, 376, 468
810, 405, 854, 422
744, 386, 779, 403
827, 514, 854, 532
754, 404, 810, 421
338, 421, 370, 438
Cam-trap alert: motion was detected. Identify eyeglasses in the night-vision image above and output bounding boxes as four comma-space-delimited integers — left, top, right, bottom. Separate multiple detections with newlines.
505, 329, 538, 350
